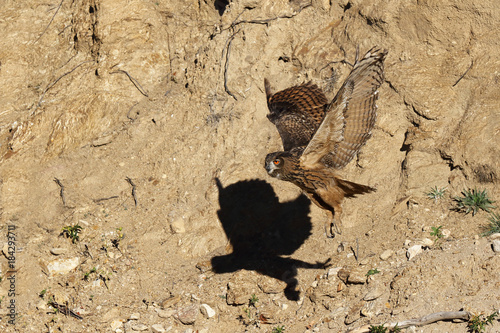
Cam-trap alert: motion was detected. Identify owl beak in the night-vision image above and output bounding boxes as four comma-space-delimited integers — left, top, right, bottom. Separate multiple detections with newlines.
265, 161, 275, 174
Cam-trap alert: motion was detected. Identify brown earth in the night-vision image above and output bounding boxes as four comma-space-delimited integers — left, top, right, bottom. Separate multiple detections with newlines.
0, 0, 499, 332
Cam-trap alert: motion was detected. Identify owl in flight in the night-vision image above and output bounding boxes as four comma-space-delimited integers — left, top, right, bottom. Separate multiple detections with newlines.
264, 47, 387, 238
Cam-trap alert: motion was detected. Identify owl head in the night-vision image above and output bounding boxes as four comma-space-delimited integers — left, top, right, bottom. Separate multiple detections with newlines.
265, 151, 295, 180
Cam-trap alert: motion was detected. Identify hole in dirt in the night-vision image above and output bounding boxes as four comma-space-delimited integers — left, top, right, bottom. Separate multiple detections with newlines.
89, 6, 95, 14
212, 178, 329, 301
214, 0, 229, 16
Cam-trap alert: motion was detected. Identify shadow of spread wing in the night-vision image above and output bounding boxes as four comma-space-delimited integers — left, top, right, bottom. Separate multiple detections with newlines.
265, 78, 327, 151
300, 47, 387, 169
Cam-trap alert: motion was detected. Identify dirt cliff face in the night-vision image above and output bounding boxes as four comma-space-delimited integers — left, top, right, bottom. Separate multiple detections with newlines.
0, 0, 499, 332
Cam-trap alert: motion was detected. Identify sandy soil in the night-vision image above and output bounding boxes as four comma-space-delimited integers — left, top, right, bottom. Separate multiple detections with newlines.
0, 0, 499, 332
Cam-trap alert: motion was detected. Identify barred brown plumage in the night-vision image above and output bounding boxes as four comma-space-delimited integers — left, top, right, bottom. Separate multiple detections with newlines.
264, 47, 387, 238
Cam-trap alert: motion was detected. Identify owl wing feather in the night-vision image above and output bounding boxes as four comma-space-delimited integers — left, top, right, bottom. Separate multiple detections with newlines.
300, 47, 387, 170
265, 78, 328, 151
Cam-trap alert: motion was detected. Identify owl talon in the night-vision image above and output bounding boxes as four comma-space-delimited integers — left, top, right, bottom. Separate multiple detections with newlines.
325, 222, 335, 239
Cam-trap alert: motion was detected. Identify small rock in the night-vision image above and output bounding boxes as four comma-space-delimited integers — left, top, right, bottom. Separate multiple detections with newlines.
161, 295, 181, 309
131, 323, 149, 331
380, 250, 393, 261
492, 240, 500, 253
200, 304, 215, 319
130, 312, 140, 320
103, 308, 121, 322
489, 233, 500, 240
155, 308, 175, 318
345, 301, 365, 324
174, 304, 199, 325
337, 268, 350, 284
407, 325, 417, 333
360, 301, 375, 317
347, 268, 367, 284
441, 229, 451, 238
226, 270, 258, 305
406, 245, 423, 260
50, 248, 67, 255
418, 238, 434, 247
91, 133, 114, 147
36, 300, 47, 310
364, 284, 384, 301
72, 306, 89, 316
152, 324, 166, 333
170, 218, 186, 234
52, 291, 69, 304
258, 275, 286, 294
327, 267, 342, 279
110, 319, 123, 331
359, 257, 371, 265
404, 239, 411, 247
47, 257, 80, 276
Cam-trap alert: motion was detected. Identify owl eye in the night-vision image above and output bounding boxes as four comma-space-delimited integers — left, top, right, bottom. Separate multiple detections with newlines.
273, 159, 281, 166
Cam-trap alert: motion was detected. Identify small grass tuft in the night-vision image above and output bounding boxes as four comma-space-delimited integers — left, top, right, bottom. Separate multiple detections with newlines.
368, 323, 401, 333
249, 294, 259, 307
481, 212, 500, 236
454, 188, 496, 216
467, 311, 498, 333
272, 325, 285, 333
61, 224, 83, 243
426, 186, 447, 202
366, 268, 380, 277
430, 226, 444, 239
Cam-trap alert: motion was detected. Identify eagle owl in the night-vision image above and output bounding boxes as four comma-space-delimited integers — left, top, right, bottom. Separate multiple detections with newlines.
264, 47, 387, 238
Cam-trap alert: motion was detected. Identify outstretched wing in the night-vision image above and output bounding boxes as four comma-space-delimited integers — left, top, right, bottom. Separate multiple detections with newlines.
265, 78, 327, 151
300, 47, 387, 169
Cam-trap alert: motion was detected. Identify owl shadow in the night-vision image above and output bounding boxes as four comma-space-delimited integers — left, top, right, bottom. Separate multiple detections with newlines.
211, 178, 330, 301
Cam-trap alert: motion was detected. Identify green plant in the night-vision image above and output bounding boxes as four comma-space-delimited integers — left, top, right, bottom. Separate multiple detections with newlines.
62, 224, 83, 243
468, 311, 498, 333
454, 188, 496, 216
249, 294, 259, 307
368, 323, 401, 333
366, 268, 380, 277
369, 324, 387, 333
430, 226, 444, 239
83, 267, 97, 281
426, 186, 446, 201
39, 289, 47, 298
272, 325, 285, 333
481, 212, 500, 236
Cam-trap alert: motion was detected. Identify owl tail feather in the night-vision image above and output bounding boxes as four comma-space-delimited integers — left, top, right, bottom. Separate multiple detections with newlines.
336, 178, 376, 198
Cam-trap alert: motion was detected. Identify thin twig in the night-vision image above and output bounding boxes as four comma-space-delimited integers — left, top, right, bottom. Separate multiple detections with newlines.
350, 238, 359, 261
228, 3, 311, 30
93, 196, 119, 203
452, 60, 473, 87
36, 0, 65, 43
34, 60, 93, 113
48, 301, 83, 320
125, 177, 137, 207
223, 29, 241, 100
110, 69, 149, 97
126, 102, 140, 121
54, 178, 66, 206
348, 311, 471, 333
